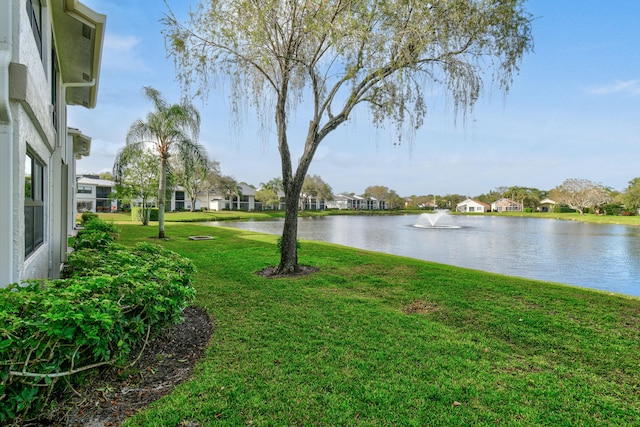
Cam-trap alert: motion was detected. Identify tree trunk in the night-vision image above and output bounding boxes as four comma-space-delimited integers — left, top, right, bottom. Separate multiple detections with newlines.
158, 156, 167, 238
277, 184, 302, 274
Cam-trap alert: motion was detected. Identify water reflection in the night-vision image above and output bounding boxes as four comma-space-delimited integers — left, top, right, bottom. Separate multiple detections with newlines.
208, 215, 640, 296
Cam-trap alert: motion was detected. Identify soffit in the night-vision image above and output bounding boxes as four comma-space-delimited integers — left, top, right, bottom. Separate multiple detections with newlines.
51, 0, 106, 108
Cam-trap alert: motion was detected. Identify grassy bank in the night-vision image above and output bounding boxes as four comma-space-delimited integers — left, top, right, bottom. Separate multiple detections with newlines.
113, 223, 640, 426
476, 211, 640, 226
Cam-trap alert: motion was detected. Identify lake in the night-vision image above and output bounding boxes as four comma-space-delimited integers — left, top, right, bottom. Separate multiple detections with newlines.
208, 214, 640, 297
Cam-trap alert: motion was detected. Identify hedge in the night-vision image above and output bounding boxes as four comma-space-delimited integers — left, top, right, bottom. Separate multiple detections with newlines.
0, 219, 195, 423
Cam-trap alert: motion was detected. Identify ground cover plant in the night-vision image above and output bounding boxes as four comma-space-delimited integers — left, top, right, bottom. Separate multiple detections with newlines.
111, 222, 640, 426
0, 219, 196, 423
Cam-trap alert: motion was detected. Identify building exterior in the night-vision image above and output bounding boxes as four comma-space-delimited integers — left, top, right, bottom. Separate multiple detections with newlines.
491, 198, 523, 212
538, 198, 556, 212
456, 198, 490, 213
325, 194, 387, 210
197, 183, 257, 211
76, 175, 117, 213
1, 0, 106, 286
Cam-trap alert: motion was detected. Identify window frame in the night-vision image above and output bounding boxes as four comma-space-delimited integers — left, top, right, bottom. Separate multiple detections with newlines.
25, 152, 45, 257
26, 0, 43, 59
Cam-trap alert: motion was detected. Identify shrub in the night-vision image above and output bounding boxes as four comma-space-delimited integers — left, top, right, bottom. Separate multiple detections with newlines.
1, 221, 195, 423
131, 206, 151, 225
599, 203, 623, 216
73, 219, 120, 250
80, 212, 99, 224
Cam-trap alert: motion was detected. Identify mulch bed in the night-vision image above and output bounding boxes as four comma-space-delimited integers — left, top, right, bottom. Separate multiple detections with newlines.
35, 306, 213, 427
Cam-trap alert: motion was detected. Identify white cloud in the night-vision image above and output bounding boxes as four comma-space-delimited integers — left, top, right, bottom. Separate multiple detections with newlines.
586, 80, 640, 96
102, 34, 147, 71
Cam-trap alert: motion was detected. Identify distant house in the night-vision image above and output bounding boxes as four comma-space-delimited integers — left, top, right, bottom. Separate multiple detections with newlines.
197, 183, 256, 211
538, 198, 556, 213
76, 176, 117, 213
326, 194, 355, 210
326, 194, 387, 210
456, 199, 490, 213
1, 0, 106, 286
491, 198, 523, 212
300, 195, 326, 210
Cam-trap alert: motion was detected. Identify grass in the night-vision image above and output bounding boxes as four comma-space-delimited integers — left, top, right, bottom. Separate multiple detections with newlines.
469, 211, 640, 226
112, 222, 640, 426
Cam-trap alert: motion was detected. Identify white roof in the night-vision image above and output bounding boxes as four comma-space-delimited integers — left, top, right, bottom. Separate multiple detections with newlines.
77, 177, 115, 187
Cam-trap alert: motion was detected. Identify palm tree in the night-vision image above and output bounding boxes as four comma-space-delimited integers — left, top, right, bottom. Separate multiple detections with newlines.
125, 86, 205, 238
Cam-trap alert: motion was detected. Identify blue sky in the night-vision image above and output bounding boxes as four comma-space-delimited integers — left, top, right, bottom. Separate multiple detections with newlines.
71, 0, 640, 197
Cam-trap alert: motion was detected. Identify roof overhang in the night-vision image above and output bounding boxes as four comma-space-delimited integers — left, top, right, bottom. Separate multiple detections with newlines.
68, 127, 91, 159
51, 0, 106, 108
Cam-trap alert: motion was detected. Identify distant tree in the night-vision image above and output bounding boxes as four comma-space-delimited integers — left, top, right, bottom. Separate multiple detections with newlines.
406, 195, 435, 209
501, 186, 544, 209
624, 178, 640, 213
385, 190, 405, 210
256, 187, 280, 210
442, 194, 467, 210
551, 179, 610, 215
113, 147, 160, 225
364, 186, 390, 207
164, 0, 533, 274
258, 177, 285, 209
99, 171, 114, 181
211, 174, 240, 210
261, 177, 284, 194
173, 148, 211, 211
124, 86, 204, 238
301, 175, 333, 210
474, 189, 502, 205
198, 160, 222, 209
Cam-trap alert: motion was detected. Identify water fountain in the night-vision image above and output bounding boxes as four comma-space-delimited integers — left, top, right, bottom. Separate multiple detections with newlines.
414, 210, 461, 229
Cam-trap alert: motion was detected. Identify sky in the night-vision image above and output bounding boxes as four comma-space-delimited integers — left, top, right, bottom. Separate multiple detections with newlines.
70, 0, 640, 197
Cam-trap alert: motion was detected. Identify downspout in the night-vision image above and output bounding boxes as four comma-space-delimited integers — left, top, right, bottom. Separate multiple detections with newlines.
0, 1, 15, 286
50, 80, 96, 277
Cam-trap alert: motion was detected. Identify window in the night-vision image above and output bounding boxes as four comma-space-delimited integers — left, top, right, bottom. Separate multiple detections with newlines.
26, 0, 43, 58
77, 201, 93, 212
95, 200, 111, 212
77, 185, 92, 194
96, 186, 112, 199
51, 47, 58, 129
25, 153, 45, 257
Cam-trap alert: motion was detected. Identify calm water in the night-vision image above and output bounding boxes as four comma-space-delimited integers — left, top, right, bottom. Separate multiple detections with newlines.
209, 214, 640, 297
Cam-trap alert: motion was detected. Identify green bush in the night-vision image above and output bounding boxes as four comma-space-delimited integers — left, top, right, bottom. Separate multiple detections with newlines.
131, 206, 151, 225
600, 203, 623, 216
149, 208, 159, 221
73, 219, 120, 250
80, 212, 99, 224
0, 219, 195, 423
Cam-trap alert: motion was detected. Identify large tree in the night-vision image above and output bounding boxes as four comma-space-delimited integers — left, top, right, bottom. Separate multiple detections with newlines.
551, 178, 610, 215
164, 0, 533, 274
125, 86, 204, 238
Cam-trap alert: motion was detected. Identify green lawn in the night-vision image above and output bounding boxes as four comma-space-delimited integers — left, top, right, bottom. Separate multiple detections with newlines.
113, 222, 640, 426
